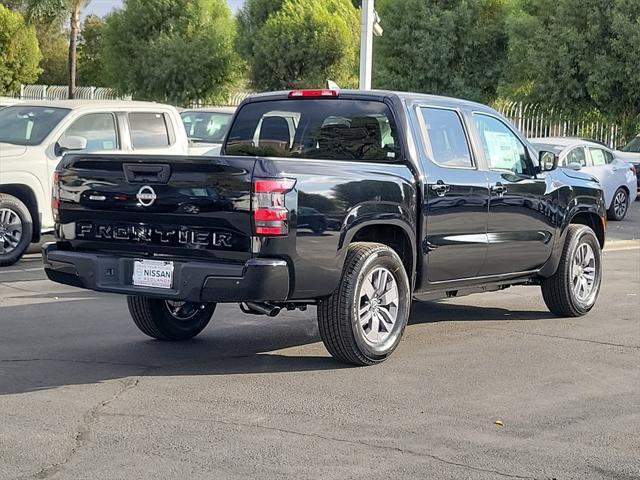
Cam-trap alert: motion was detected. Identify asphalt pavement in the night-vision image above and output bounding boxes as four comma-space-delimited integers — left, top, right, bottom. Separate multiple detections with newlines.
1, 203, 639, 479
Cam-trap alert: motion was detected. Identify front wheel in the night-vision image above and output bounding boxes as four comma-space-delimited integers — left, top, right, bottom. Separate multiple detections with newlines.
0, 193, 33, 267
318, 242, 411, 366
541, 225, 602, 317
607, 187, 629, 221
127, 296, 216, 340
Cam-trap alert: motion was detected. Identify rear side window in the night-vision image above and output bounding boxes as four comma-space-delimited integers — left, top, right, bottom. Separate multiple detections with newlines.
589, 148, 613, 166
225, 99, 399, 162
418, 107, 473, 168
129, 112, 171, 148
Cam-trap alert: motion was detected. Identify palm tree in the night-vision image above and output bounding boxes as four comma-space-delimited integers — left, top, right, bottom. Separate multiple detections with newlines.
27, 0, 90, 99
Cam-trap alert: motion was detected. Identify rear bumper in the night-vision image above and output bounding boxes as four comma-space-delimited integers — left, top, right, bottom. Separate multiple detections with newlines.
42, 243, 290, 303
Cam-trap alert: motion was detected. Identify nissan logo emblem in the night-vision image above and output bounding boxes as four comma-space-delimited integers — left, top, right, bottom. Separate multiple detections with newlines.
136, 186, 157, 207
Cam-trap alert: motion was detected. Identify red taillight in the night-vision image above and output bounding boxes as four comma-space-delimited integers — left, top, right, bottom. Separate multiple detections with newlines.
52, 172, 60, 218
288, 89, 338, 98
252, 178, 296, 236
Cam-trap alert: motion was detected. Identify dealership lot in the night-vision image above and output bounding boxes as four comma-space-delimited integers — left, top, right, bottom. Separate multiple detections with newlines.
1, 207, 639, 479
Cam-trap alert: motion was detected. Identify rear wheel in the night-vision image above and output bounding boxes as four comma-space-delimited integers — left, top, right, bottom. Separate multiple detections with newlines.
318, 242, 411, 366
127, 296, 215, 340
607, 187, 628, 221
541, 225, 602, 317
0, 194, 33, 267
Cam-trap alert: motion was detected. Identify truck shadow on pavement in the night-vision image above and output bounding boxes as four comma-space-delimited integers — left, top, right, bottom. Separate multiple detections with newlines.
0, 294, 551, 396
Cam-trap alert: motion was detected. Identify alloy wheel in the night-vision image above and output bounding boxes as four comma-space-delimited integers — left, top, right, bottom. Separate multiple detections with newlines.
613, 190, 627, 218
0, 208, 23, 255
358, 267, 399, 345
571, 242, 597, 304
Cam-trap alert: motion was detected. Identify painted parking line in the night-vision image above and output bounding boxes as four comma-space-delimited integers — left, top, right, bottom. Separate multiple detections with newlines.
0, 267, 44, 274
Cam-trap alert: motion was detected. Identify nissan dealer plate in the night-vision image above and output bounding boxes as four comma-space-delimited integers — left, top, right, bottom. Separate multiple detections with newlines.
132, 260, 174, 289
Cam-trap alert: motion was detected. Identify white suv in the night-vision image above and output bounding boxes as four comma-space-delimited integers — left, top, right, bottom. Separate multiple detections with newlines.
0, 100, 189, 266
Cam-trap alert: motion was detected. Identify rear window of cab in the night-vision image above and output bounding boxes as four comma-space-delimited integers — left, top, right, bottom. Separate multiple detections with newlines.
224, 99, 400, 162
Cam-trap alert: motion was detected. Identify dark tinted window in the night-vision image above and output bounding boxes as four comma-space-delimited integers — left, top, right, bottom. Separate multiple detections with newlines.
0, 106, 69, 145
225, 99, 399, 162
419, 107, 473, 168
129, 112, 170, 148
181, 111, 233, 143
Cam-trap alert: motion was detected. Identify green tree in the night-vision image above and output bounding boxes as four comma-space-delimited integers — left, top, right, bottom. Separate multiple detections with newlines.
0, 4, 41, 94
501, 0, 640, 138
248, 0, 360, 91
236, 0, 285, 60
26, 0, 89, 98
36, 23, 68, 85
103, 0, 239, 105
374, 0, 509, 104
77, 14, 105, 86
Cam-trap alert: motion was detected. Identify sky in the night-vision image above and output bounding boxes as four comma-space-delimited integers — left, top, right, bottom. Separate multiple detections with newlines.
83, 0, 245, 18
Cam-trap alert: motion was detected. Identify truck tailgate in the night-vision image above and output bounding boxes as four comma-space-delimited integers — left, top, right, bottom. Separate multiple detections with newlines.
55, 154, 257, 262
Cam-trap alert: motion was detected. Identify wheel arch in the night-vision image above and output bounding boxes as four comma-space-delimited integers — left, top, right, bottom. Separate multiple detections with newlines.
0, 184, 40, 242
344, 220, 416, 290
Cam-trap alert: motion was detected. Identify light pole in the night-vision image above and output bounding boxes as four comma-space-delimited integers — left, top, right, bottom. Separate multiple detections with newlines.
359, 0, 383, 90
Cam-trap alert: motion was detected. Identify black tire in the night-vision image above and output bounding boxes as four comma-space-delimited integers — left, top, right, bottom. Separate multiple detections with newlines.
127, 296, 216, 340
541, 225, 602, 317
607, 187, 629, 221
318, 242, 411, 366
0, 193, 33, 267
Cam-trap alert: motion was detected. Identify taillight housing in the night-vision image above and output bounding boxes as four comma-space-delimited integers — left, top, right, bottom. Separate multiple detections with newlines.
52, 171, 60, 221
252, 178, 296, 236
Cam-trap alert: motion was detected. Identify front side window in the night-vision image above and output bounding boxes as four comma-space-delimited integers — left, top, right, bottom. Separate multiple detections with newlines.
225, 99, 399, 162
181, 111, 233, 143
419, 107, 473, 168
474, 113, 533, 175
129, 112, 171, 148
0, 106, 70, 146
566, 147, 587, 167
61, 113, 118, 151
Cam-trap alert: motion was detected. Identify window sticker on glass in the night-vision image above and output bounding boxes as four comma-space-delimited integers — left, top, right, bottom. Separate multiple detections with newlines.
483, 131, 521, 170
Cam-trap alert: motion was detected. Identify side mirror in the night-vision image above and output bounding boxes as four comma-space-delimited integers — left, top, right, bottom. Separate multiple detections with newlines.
565, 162, 583, 171
55, 135, 87, 156
539, 151, 558, 172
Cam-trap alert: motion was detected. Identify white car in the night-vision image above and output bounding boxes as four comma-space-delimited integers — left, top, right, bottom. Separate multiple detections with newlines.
0, 100, 189, 266
0, 97, 23, 109
531, 137, 637, 221
180, 107, 235, 156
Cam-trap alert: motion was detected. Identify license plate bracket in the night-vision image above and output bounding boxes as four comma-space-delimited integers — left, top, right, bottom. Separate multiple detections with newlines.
132, 260, 174, 289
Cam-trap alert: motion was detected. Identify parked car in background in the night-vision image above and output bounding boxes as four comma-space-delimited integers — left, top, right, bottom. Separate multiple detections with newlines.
531, 137, 637, 220
180, 107, 235, 155
616, 134, 640, 194
0, 100, 189, 266
0, 97, 23, 109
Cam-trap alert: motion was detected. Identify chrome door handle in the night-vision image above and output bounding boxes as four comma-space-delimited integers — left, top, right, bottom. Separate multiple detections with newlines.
431, 182, 450, 197
491, 183, 507, 196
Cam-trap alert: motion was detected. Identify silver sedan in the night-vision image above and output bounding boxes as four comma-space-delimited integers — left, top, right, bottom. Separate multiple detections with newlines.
531, 137, 637, 220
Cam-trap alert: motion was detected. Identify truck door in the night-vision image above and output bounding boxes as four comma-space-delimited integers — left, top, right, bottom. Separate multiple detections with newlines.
415, 106, 490, 284
470, 112, 555, 276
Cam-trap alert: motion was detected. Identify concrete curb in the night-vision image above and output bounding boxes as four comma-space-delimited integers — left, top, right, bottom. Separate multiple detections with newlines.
604, 239, 640, 252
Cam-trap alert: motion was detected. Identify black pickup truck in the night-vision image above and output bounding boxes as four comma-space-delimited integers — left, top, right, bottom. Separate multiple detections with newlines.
44, 89, 606, 365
